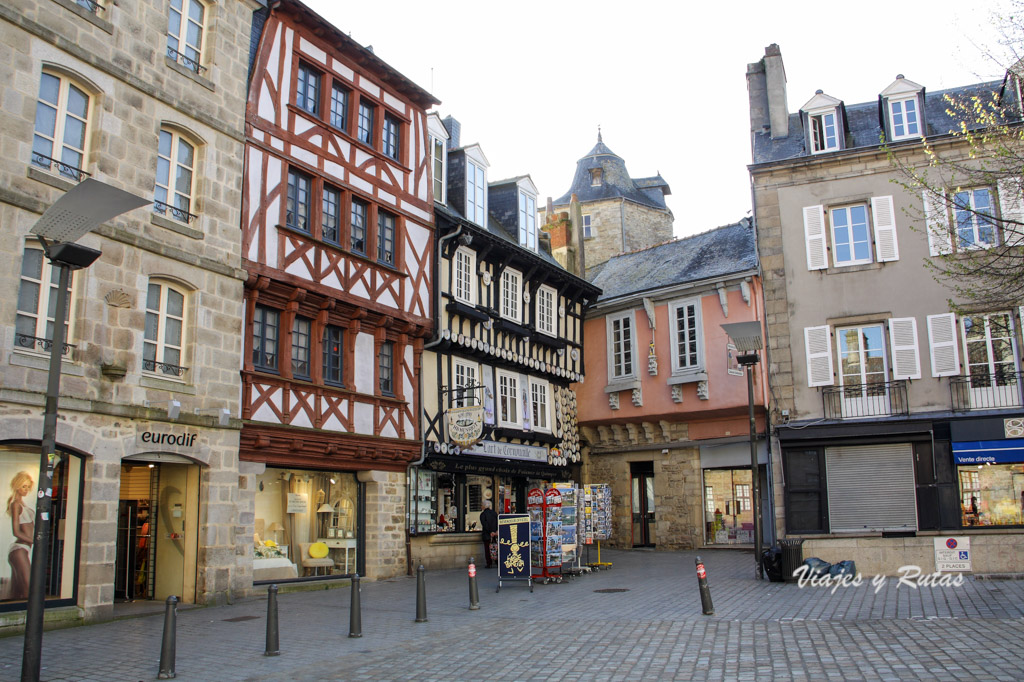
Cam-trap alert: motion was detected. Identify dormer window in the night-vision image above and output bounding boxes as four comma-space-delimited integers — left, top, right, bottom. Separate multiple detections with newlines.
590, 168, 602, 186
519, 190, 537, 251
888, 98, 919, 139
881, 76, 925, 142
809, 112, 838, 152
467, 160, 486, 226
801, 91, 844, 155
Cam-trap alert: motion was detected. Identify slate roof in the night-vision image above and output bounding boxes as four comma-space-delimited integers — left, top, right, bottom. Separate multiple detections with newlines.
551, 136, 670, 210
590, 219, 757, 302
434, 200, 565, 271
752, 81, 1006, 165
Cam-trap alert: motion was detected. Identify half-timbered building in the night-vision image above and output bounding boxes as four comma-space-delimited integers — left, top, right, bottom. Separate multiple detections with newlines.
410, 116, 600, 568
241, 0, 437, 582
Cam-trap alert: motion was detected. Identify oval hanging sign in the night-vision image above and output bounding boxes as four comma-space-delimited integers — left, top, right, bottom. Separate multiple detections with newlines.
447, 404, 484, 448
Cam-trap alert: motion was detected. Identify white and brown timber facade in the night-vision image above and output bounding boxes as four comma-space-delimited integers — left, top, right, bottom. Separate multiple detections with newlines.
240, 0, 438, 581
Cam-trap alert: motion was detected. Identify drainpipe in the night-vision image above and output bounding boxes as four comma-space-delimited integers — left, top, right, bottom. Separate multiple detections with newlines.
405, 223, 468, 575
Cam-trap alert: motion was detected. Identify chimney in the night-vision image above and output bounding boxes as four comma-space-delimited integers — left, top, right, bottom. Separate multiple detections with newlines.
442, 116, 461, 150
763, 44, 789, 138
746, 58, 769, 136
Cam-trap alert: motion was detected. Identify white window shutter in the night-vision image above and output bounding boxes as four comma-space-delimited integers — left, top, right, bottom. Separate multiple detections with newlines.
804, 325, 834, 387
871, 195, 899, 262
803, 205, 828, 270
927, 313, 960, 377
997, 177, 1024, 246
888, 317, 920, 380
923, 190, 952, 256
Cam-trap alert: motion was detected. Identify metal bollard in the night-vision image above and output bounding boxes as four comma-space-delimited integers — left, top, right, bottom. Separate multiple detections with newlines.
414, 564, 428, 622
348, 574, 362, 638
468, 557, 480, 611
695, 556, 714, 616
264, 584, 280, 656
157, 595, 178, 679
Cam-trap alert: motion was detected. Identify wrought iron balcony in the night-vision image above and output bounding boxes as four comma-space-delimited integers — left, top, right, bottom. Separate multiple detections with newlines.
142, 359, 188, 377
153, 199, 198, 224
822, 380, 909, 419
166, 46, 205, 74
950, 369, 1024, 411
31, 152, 90, 182
15, 333, 74, 356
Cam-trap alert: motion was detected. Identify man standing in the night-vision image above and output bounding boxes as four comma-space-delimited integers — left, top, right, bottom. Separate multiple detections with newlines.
480, 500, 499, 568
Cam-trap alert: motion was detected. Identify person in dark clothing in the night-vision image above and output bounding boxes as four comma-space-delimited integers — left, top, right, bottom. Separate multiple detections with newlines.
480, 500, 499, 568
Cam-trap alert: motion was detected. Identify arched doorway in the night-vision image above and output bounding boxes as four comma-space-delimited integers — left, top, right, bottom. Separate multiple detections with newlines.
117, 454, 200, 603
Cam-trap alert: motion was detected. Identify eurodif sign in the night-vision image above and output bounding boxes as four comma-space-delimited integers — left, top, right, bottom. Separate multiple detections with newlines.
136, 425, 200, 452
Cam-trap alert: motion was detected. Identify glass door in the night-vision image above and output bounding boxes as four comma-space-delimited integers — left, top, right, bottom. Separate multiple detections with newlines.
630, 462, 656, 547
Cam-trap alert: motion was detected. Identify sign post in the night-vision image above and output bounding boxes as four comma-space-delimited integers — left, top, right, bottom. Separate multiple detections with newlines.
934, 536, 972, 572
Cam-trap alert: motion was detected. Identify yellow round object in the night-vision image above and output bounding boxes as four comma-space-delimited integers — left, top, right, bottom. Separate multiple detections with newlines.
264, 539, 277, 547
309, 542, 329, 558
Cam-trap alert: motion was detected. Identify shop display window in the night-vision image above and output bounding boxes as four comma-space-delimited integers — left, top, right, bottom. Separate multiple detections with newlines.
411, 469, 516, 534
703, 468, 754, 545
958, 463, 1024, 526
253, 468, 358, 581
0, 446, 83, 610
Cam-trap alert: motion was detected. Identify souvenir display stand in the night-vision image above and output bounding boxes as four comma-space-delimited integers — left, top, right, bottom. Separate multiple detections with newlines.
555, 484, 582, 577
528, 488, 563, 584
584, 484, 613, 570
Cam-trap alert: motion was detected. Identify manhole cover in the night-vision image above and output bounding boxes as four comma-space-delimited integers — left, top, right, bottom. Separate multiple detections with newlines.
593, 588, 629, 593
222, 615, 260, 622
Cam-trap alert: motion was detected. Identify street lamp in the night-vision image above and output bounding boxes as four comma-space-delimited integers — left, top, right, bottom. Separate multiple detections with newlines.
721, 321, 764, 580
22, 179, 148, 682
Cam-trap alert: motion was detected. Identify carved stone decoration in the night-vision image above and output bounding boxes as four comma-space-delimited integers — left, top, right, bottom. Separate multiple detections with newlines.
104, 289, 132, 308
632, 386, 642, 407
648, 340, 658, 375
671, 385, 683, 403
697, 380, 709, 400
523, 290, 531, 304
608, 391, 620, 410
481, 271, 492, 286
558, 305, 566, 318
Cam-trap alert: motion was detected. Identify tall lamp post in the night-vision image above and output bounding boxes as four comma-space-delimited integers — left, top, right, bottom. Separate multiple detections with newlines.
721, 321, 764, 580
22, 179, 148, 682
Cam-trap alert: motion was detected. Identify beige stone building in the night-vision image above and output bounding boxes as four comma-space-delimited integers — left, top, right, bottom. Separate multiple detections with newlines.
748, 44, 1024, 575
541, 133, 674, 272
0, 0, 260, 627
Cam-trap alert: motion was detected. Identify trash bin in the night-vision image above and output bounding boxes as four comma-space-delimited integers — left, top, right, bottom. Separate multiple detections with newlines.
780, 538, 803, 582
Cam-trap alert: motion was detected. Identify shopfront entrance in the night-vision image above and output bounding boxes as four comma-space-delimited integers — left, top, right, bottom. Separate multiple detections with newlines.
630, 461, 656, 547
116, 458, 199, 602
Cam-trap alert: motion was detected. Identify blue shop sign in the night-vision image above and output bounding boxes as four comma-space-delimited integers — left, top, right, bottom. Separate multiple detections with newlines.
953, 439, 1024, 465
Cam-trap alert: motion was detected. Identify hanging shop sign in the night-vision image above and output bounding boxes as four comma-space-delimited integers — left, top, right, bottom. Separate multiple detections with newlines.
464, 439, 548, 463
497, 514, 531, 580
447, 405, 484, 448
934, 536, 971, 572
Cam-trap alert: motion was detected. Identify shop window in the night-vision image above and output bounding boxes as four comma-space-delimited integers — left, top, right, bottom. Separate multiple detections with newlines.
253, 468, 359, 581
954, 444, 1024, 526
704, 468, 754, 545
0, 446, 83, 611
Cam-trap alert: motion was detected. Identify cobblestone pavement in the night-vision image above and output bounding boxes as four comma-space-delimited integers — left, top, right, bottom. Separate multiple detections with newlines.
1, 548, 1023, 681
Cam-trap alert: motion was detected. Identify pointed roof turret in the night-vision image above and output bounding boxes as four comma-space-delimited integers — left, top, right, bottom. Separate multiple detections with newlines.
552, 132, 668, 209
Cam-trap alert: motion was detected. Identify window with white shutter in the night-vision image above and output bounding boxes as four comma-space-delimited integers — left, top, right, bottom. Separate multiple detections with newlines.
927, 312, 960, 377
888, 317, 920, 380
803, 205, 828, 270
871, 195, 899, 262
924, 190, 952, 256
805, 325, 834, 387
997, 177, 1024, 246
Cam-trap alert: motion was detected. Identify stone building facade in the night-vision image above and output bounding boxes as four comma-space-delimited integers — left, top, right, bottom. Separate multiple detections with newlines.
575, 222, 769, 551
541, 133, 673, 272
747, 44, 1024, 574
0, 0, 260, 627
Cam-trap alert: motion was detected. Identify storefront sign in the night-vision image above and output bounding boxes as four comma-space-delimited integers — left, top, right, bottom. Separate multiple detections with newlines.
463, 439, 548, 463
934, 536, 971, 572
952, 439, 1024, 465
447, 405, 483, 447
497, 514, 531, 580
136, 425, 200, 453
286, 492, 307, 514
1005, 418, 1024, 438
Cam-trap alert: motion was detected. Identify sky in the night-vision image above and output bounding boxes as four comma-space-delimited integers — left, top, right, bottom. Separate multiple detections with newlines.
304, 0, 1012, 237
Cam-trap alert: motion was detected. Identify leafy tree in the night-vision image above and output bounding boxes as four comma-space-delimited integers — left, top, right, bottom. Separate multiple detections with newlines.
888, 5, 1024, 312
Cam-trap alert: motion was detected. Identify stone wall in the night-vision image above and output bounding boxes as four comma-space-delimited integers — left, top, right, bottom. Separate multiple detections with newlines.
359, 470, 408, 580
570, 198, 674, 270
801, 534, 1024, 576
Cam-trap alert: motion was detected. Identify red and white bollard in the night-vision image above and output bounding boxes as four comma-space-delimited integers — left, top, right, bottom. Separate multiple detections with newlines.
468, 557, 480, 610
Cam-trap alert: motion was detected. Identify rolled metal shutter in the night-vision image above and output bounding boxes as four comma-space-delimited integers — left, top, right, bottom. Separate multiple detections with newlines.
826, 444, 917, 532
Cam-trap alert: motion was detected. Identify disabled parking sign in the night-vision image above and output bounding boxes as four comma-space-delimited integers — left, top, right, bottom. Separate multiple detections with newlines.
934, 536, 971, 572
